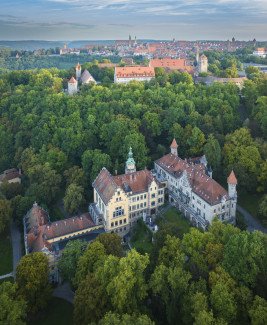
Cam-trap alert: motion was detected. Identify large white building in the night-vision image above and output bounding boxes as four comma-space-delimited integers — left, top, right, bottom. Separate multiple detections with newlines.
89, 148, 164, 237
114, 67, 155, 84
153, 139, 237, 230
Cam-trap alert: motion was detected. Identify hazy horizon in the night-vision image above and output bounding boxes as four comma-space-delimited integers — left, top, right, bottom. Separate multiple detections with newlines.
1, 1, 267, 41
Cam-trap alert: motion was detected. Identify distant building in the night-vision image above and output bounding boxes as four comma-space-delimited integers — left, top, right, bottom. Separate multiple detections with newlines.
150, 59, 195, 75
252, 48, 267, 58
198, 54, 208, 73
89, 148, 164, 237
15, 53, 19, 58
0, 168, 22, 185
114, 67, 155, 84
68, 76, 78, 96
23, 203, 104, 282
195, 75, 248, 89
153, 139, 237, 229
121, 58, 134, 65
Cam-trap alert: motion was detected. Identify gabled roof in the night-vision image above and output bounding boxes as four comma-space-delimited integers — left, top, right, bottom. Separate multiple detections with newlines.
93, 168, 117, 204
227, 170, 237, 184
170, 138, 178, 149
68, 76, 77, 83
200, 54, 207, 59
81, 69, 96, 84
155, 153, 230, 205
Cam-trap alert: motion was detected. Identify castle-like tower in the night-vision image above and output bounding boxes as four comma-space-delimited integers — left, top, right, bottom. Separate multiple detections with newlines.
68, 77, 78, 96
227, 170, 237, 219
125, 147, 136, 174
196, 47, 199, 65
76, 62, 81, 81
199, 54, 208, 73
170, 138, 178, 156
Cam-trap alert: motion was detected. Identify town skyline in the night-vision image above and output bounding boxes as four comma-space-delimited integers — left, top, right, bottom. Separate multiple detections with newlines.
1, 0, 267, 41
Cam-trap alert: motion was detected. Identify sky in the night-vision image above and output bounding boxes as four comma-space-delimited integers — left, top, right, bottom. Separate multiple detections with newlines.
0, 0, 267, 41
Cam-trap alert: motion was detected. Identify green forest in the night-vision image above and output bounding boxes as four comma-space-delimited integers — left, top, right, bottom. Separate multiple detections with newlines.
0, 51, 266, 324
1, 223, 267, 324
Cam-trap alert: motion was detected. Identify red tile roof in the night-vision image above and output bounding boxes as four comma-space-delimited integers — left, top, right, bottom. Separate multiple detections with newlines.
227, 170, 237, 184
115, 67, 155, 78
170, 138, 178, 148
200, 54, 207, 60
150, 59, 186, 68
25, 205, 96, 253
76, 62, 81, 70
93, 168, 118, 204
113, 168, 161, 194
156, 153, 230, 205
68, 76, 77, 83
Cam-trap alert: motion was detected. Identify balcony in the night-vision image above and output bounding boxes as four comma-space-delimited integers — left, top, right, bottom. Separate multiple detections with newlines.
169, 190, 207, 229
151, 169, 167, 182
89, 203, 103, 225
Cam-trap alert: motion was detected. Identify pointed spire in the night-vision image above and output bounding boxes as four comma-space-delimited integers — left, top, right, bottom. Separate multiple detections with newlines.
76, 62, 81, 70
170, 138, 178, 149
227, 170, 237, 184
125, 146, 136, 174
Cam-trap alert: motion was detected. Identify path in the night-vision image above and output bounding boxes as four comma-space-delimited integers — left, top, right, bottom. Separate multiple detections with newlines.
158, 203, 172, 217
11, 220, 22, 277
53, 281, 75, 304
0, 272, 13, 280
237, 205, 267, 234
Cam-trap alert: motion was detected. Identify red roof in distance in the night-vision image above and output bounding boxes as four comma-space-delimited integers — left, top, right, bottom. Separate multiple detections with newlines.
227, 170, 237, 184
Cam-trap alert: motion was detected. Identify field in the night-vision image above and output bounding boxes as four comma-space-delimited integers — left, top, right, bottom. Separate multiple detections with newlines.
27, 297, 73, 325
0, 228, 13, 275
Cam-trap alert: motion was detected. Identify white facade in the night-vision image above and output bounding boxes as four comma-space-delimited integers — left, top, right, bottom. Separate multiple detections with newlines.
68, 78, 78, 96
114, 75, 154, 84
154, 145, 237, 230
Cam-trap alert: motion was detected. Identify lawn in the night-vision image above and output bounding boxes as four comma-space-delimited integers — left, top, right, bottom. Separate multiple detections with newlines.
130, 220, 153, 254
27, 297, 73, 325
162, 207, 192, 236
0, 228, 13, 275
238, 192, 263, 217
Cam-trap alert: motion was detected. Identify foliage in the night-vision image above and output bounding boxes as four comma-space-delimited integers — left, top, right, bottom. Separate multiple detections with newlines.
15, 253, 52, 313
95, 232, 123, 257
57, 239, 85, 282
0, 281, 27, 325
0, 199, 12, 234
74, 273, 111, 325
96, 312, 155, 325
63, 183, 85, 215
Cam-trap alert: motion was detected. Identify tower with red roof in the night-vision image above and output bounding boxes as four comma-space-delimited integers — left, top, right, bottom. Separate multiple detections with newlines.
76, 62, 81, 81
199, 54, 208, 73
170, 138, 178, 156
68, 76, 78, 96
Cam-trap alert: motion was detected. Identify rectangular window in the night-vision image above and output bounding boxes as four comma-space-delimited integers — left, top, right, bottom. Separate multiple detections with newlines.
137, 196, 139, 201
137, 204, 139, 209
151, 201, 155, 207
141, 195, 143, 200
120, 220, 122, 225
124, 218, 126, 224
111, 222, 114, 227
144, 202, 147, 207
151, 193, 155, 198
132, 205, 136, 211
132, 197, 136, 202
140, 203, 143, 208
113, 206, 124, 218
115, 221, 118, 226
144, 194, 147, 199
